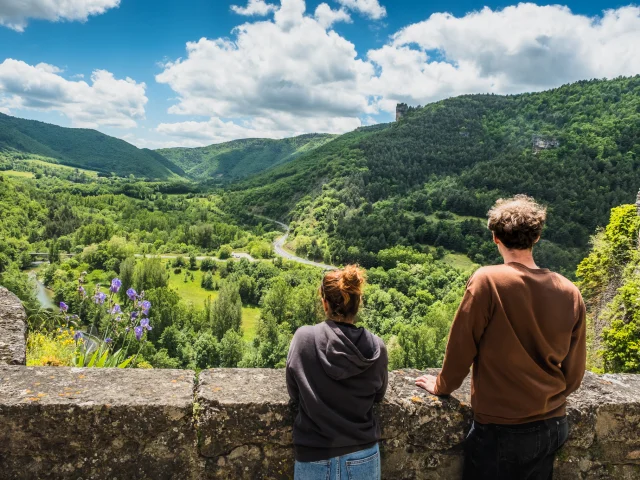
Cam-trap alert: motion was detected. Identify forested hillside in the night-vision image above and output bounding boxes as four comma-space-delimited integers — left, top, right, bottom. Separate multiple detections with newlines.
577, 203, 640, 373
226, 76, 640, 276
158, 134, 335, 181
0, 113, 184, 179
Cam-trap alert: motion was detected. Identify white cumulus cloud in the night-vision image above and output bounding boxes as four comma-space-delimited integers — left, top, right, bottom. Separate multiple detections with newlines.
335, 0, 386, 20
0, 0, 120, 32
152, 2, 640, 147
368, 3, 640, 113
156, 0, 372, 144
0, 59, 147, 128
315, 3, 351, 29
231, 0, 277, 16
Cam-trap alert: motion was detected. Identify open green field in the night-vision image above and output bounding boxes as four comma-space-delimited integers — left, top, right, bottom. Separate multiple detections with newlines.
2, 170, 35, 178
27, 158, 99, 177
443, 253, 477, 271
241, 306, 260, 341
166, 264, 260, 340
167, 267, 218, 306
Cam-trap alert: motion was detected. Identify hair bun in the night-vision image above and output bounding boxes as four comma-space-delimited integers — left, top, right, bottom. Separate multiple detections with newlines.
338, 265, 365, 296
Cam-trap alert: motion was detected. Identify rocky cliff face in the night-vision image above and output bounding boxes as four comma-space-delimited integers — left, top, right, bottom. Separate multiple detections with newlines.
396, 103, 409, 121
533, 135, 561, 153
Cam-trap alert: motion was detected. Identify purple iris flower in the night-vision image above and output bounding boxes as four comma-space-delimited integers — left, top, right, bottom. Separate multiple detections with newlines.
111, 304, 121, 315
140, 318, 152, 331
59, 302, 68, 313
110, 278, 122, 294
78, 285, 86, 297
105, 338, 113, 345
134, 326, 144, 341
141, 300, 151, 316
126, 288, 137, 301
94, 292, 107, 305
131, 311, 138, 320
73, 331, 83, 341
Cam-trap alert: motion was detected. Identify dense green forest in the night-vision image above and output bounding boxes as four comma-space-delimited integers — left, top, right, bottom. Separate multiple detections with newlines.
158, 134, 336, 181
226, 76, 640, 276
0, 113, 184, 179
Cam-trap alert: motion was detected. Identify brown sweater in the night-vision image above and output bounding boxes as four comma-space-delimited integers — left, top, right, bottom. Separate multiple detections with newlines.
435, 262, 586, 424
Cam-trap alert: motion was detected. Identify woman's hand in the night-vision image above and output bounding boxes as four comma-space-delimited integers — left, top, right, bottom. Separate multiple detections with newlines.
415, 374, 438, 395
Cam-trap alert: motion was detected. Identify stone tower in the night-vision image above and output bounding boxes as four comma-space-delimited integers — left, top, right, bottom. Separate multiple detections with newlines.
636, 189, 640, 216
396, 103, 409, 122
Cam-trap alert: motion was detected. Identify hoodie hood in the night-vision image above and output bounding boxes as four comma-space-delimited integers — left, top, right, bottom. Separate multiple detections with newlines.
314, 321, 381, 381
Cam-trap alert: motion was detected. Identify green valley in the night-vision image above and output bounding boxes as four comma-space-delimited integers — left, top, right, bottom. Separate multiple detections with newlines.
158, 133, 336, 181
1, 76, 639, 375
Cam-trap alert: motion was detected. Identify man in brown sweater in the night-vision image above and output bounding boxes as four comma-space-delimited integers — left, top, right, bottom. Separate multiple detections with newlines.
416, 195, 586, 479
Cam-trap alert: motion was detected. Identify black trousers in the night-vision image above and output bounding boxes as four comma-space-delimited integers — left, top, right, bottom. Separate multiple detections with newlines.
463, 416, 569, 480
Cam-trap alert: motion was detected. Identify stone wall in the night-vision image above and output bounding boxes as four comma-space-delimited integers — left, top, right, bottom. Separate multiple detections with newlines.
2, 291, 640, 479
0, 287, 26, 365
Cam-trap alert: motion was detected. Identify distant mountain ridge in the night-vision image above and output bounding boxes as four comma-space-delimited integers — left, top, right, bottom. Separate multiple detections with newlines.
0, 113, 184, 179
157, 133, 336, 181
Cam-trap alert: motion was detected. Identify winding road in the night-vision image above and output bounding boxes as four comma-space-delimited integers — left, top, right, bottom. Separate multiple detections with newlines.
270, 220, 336, 271
134, 218, 336, 270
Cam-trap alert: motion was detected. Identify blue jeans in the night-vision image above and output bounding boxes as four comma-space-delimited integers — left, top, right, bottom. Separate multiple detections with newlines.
294, 444, 380, 480
463, 416, 569, 479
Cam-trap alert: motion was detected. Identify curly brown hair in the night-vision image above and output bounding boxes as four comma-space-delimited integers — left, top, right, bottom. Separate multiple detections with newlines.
487, 195, 547, 250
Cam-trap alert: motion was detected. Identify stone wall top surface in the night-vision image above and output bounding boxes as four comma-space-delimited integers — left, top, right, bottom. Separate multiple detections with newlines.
199, 368, 290, 405
0, 366, 195, 406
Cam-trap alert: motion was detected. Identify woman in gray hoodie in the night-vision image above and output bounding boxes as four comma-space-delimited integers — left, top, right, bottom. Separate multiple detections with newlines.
286, 265, 388, 480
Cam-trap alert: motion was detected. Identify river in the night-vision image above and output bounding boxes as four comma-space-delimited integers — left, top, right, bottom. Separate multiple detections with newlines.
28, 269, 55, 310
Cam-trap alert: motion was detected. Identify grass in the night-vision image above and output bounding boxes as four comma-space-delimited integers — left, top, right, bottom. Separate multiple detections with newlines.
29, 159, 99, 177
443, 253, 476, 271
3, 170, 35, 178
167, 267, 219, 306
165, 263, 260, 340
242, 306, 261, 341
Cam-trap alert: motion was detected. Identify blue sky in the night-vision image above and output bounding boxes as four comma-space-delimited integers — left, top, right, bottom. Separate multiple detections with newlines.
0, 0, 639, 148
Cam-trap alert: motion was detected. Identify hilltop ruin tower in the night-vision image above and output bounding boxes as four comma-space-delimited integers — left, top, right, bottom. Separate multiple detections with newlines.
396, 103, 409, 121
636, 189, 640, 216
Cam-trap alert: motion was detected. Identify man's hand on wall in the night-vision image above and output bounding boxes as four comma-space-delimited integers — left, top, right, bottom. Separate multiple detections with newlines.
415, 374, 438, 395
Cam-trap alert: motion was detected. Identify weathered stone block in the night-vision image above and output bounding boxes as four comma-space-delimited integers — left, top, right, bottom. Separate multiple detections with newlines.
561, 371, 640, 475
378, 369, 470, 478
0, 366, 199, 480
0, 287, 26, 365
196, 368, 295, 479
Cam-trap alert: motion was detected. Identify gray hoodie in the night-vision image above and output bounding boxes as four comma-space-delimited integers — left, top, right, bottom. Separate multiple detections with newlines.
286, 320, 388, 462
